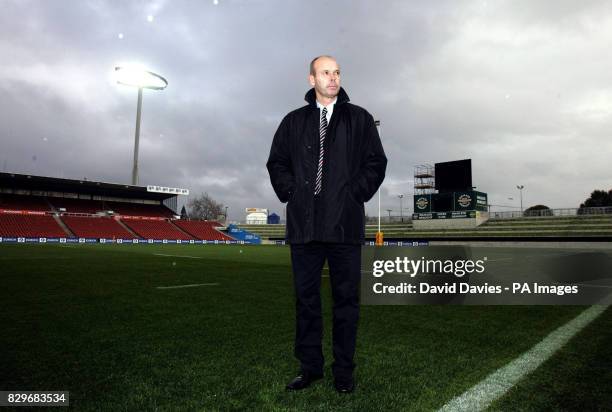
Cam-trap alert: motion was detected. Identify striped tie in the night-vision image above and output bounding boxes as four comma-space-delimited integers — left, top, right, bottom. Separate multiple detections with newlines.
314, 107, 328, 195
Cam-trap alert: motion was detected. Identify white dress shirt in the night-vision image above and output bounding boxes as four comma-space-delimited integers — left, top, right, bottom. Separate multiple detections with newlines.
316, 98, 337, 124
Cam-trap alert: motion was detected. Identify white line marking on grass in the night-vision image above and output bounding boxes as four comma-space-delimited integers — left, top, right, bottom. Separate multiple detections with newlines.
156, 283, 219, 289
153, 253, 204, 259
438, 304, 610, 412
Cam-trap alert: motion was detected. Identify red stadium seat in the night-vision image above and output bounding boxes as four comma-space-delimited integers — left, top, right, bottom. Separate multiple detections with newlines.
0, 194, 51, 212
62, 216, 136, 239
0, 193, 177, 238
48, 198, 174, 218
0, 214, 67, 238
121, 219, 194, 240
172, 220, 234, 241
108, 202, 175, 218
48, 198, 104, 214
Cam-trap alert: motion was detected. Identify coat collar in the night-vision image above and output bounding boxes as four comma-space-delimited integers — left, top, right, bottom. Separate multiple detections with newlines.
304, 87, 350, 108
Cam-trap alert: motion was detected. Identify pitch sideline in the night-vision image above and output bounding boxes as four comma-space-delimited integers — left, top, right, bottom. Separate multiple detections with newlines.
156, 283, 220, 289
438, 304, 610, 412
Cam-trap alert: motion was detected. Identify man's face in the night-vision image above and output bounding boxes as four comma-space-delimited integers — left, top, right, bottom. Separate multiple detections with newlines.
309, 57, 341, 100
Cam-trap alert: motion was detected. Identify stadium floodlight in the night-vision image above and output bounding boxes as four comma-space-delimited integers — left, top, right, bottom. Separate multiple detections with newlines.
115, 66, 168, 90
516, 185, 525, 214
374, 120, 382, 244
398, 194, 404, 223
115, 65, 168, 186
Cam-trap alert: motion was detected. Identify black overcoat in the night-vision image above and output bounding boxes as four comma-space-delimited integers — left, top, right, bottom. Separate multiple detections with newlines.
267, 87, 387, 244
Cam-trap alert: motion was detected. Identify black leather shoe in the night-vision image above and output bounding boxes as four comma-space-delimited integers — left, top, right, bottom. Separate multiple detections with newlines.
285, 371, 323, 391
334, 377, 355, 394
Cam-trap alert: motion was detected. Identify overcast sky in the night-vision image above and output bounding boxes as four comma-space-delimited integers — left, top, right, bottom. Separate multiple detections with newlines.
1, 0, 611, 220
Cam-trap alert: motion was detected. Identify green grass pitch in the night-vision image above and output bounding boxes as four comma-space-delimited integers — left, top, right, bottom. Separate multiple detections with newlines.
1, 244, 610, 411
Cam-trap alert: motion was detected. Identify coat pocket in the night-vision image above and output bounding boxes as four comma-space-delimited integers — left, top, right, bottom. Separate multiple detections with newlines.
341, 186, 365, 241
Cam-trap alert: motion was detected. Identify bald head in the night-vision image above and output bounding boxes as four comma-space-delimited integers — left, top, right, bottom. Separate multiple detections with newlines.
308, 55, 341, 105
309, 55, 337, 75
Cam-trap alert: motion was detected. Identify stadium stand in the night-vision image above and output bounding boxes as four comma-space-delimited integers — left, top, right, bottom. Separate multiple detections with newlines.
48, 197, 104, 214
62, 216, 136, 239
0, 214, 67, 238
239, 214, 612, 240
108, 201, 175, 218
5, 172, 608, 243
121, 219, 194, 240
0, 172, 195, 241
48, 198, 174, 217
173, 220, 234, 241
471, 215, 612, 237
0, 194, 51, 212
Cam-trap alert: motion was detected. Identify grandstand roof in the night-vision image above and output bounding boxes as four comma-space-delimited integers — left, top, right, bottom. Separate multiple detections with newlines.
0, 172, 178, 201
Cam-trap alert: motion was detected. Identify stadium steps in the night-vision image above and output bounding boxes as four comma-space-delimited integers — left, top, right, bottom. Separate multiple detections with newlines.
485, 215, 612, 224
481, 223, 612, 229
45, 197, 56, 212
169, 220, 204, 239
53, 215, 75, 238
237, 215, 612, 239
236, 223, 414, 239
62, 216, 136, 239
403, 230, 612, 237
366, 224, 413, 236
121, 219, 195, 240
463, 223, 612, 230
115, 219, 140, 238
172, 220, 234, 241
476, 215, 612, 236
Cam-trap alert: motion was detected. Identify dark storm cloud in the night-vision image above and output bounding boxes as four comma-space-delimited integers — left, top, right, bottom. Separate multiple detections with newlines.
1, 0, 611, 220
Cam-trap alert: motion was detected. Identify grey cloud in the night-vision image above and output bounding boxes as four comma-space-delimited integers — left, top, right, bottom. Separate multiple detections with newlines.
1, 0, 611, 221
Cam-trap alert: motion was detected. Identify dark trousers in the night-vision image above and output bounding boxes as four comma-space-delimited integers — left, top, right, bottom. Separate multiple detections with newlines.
290, 242, 361, 378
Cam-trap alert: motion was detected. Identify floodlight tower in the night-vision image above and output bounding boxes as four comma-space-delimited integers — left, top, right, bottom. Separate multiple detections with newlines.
115, 66, 168, 186
516, 185, 525, 213
375, 120, 383, 245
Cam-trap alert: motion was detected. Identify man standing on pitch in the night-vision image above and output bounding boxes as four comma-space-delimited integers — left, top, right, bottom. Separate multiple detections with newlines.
267, 55, 387, 393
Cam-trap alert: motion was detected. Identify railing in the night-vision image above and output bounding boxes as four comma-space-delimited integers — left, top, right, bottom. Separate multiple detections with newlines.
365, 215, 411, 224
490, 206, 612, 219
236, 207, 612, 224
237, 216, 413, 225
